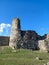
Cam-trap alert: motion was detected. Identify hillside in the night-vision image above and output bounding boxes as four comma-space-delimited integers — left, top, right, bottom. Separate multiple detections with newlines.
0, 46, 49, 65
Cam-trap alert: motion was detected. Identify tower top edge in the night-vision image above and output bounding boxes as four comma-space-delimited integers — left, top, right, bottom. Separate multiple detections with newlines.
13, 17, 20, 21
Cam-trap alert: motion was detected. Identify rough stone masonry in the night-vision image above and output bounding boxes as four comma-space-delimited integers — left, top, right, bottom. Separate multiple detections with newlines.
9, 17, 49, 51
9, 18, 21, 49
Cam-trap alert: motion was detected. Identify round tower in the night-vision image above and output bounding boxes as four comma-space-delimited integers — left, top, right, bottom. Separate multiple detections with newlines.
9, 17, 21, 49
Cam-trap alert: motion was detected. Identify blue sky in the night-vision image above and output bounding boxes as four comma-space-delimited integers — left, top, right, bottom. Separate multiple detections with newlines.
0, 0, 49, 36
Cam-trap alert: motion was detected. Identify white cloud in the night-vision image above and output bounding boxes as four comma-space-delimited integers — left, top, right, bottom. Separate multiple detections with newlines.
0, 23, 11, 35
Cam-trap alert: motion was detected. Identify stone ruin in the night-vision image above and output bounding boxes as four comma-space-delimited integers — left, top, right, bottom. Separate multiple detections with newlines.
0, 17, 49, 51
9, 18, 21, 49
9, 17, 49, 52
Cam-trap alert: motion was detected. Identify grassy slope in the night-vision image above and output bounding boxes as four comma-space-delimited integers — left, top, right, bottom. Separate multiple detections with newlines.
0, 46, 49, 65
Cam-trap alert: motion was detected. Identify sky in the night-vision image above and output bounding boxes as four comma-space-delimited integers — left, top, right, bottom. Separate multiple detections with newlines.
0, 0, 49, 36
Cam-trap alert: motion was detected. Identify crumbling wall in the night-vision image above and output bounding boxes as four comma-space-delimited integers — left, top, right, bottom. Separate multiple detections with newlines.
0, 17, 49, 52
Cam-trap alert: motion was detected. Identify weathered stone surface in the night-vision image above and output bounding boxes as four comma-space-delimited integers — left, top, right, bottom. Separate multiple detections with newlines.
35, 57, 39, 60
9, 18, 22, 49
23, 30, 37, 40
38, 40, 47, 51
38, 34, 49, 52
46, 34, 49, 40
38, 40, 49, 51
35, 57, 43, 60
20, 30, 39, 50
46, 62, 49, 65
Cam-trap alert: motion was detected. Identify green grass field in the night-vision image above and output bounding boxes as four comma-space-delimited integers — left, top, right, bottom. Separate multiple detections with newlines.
0, 46, 49, 65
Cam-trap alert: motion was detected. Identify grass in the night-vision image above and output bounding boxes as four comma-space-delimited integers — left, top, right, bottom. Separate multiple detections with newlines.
0, 46, 49, 65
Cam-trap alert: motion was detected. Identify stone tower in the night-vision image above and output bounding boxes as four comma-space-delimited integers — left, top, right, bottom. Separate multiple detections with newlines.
9, 17, 21, 49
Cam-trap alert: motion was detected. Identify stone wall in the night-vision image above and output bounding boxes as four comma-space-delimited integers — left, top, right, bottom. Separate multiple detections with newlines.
0, 36, 9, 46
0, 17, 49, 52
8, 17, 49, 51
20, 30, 39, 50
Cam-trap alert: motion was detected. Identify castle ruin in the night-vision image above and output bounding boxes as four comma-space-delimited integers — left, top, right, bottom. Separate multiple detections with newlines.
9, 17, 49, 51
0, 17, 49, 52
